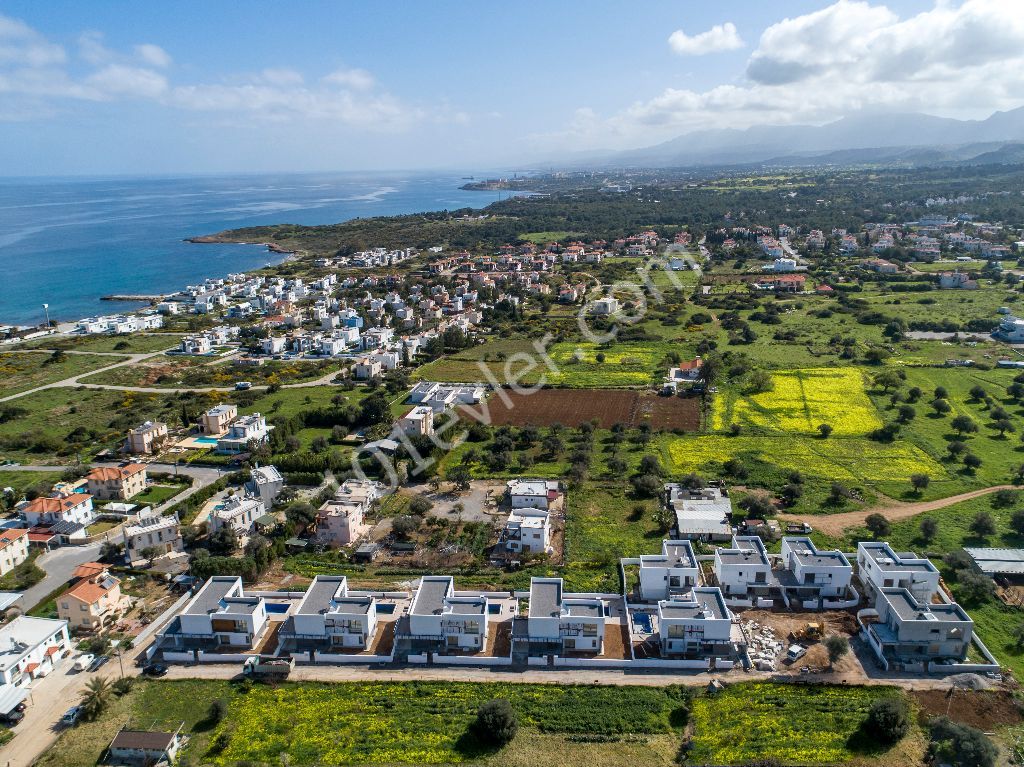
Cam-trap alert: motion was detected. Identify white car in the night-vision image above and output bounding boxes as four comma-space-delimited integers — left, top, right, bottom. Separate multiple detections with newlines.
73, 653, 95, 671
785, 644, 808, 663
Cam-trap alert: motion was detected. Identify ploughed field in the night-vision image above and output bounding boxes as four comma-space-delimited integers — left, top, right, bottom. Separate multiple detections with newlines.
476, 388, 700, 430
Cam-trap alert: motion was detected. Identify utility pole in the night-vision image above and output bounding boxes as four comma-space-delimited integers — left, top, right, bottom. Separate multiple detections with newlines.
42, 303, 50, 332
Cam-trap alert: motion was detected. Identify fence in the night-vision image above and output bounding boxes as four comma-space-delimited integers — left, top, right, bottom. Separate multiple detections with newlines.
313, 652, 393, 665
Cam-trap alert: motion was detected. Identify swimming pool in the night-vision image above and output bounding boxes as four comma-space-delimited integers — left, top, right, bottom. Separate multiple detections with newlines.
195, 436, 219, 445
377, 604, 396, 614
266, 603, 291, 614
633, 613, 654, 633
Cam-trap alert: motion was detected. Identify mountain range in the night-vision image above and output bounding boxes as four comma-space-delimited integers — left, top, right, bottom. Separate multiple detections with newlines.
578, 107, 1024, 169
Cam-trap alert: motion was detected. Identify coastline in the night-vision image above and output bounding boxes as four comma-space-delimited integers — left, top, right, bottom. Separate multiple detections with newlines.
185, 235, 297, 257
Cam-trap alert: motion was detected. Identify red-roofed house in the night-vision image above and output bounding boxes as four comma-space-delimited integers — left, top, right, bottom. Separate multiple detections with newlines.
20, 494, 94, 528
57, 566, 124, 632
0, 529, 28, 576
85, 464, 147, 500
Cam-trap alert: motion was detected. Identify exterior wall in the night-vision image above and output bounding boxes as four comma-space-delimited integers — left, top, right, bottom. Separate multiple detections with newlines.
0, 532, 29, 576
124, 522, 183, 563
639, 565, 698, 602
510, 493, 548, 509
856, 544, 939, 601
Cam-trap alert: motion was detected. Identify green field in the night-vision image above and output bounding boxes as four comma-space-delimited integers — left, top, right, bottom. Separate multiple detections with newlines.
0, 469, 65, 495
13, 333, 182, 353
518, 231, 583, 244
686, 683, 906, 766
0, 351, 127, 397
40, 679, 690, 767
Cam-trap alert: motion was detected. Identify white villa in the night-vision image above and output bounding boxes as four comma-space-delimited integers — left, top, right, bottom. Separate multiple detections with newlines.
405, 576, 489, 653
282, 575, 378, 651
526, 577, 604, 655
638, 540, 700, 602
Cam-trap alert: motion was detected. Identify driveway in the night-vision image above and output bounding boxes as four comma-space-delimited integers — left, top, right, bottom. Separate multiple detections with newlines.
21, 542, 103, 611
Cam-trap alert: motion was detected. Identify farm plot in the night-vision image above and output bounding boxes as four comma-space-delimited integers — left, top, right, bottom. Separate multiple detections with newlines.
544, 341, 677, 388
477, 389, 700, 430
659, 434, 946, 485
714, 367, 883, 436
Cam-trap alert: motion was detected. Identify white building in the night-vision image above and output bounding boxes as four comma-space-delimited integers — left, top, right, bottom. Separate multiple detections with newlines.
500, 507, 550, 555
779, 536, 852, 603
526, 577, 604, 654
638, 540, 699, 602
405, 576, 489, 652
284, 575, 378, 651
714, 536, 775, 599
857, 542, 940, 603
409, 382, 485, 413
216, 413, 272, 454
210, 496, 263, 536
122, 515, 183, 567
863, 587, 973, 669
657, 587, 733, 658
159, 576, 268, 650
247, 465, 284, 510
20, 494, 95, 529
0, 530, 28, 576
507, 479, 558, 510
0, 616, 71, 687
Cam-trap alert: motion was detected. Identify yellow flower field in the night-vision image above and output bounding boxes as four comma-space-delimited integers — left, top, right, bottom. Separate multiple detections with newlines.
660, 434, 943, 483
713, 368, 883, 436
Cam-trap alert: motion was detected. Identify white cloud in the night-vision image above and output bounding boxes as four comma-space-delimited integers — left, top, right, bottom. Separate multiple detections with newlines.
0, 13, 424, 129
322, 67, 375, 91
135, 43, 171, 69
567, 0, 1024, 150
668, 21, 744, 55
85, 64, 168, 99
0, 13, 65, 67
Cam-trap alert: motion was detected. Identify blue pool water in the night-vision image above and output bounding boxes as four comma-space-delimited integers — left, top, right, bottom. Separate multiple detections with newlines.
633, 613, 654, 632
266, 603, 291, 614
377, 604, 396, 614
195, 437, 219, 445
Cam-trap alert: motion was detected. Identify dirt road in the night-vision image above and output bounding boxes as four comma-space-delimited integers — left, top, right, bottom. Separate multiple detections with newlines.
778, 484, 1016, 537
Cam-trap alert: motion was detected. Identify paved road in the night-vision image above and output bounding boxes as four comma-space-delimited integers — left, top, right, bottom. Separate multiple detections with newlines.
778, 484, 1017, 536
20, 542, 103, 611
0, 350, 171, 404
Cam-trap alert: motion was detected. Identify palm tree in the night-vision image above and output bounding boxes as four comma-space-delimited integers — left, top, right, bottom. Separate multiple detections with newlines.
80, 677, 113, 721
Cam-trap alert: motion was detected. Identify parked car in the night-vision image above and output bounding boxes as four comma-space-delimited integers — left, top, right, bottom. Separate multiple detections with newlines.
0, 709, 24, 725
88, 655, 109, 672
142, 663, 168, 677
60, 706, 82, 726
234, 381, 252, 390
74, 654, 95, 671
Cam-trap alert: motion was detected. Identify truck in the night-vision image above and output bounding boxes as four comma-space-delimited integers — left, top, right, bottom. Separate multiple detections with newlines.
242, 655, 294, 680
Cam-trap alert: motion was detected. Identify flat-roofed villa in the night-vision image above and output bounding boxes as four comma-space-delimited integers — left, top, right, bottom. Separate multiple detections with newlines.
779, 536, 854, 607
857, 541, 939, 603
713, 535, 777, 601
524, 577, 604, 654
402, 576, 489, 653
279, 575, 378, 652
657, 587, 733, 658
157, 576, 268, 651
637, 540, 699, 602
860, 587, 976, 670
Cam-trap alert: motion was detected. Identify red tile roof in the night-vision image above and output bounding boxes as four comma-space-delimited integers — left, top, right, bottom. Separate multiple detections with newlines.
22, 495, 91, 515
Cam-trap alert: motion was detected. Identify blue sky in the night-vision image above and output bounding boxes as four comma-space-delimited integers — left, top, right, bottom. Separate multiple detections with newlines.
0, 0, 1020, 175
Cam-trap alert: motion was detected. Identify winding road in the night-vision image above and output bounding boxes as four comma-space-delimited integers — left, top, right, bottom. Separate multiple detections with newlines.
778, 484, 1017, 536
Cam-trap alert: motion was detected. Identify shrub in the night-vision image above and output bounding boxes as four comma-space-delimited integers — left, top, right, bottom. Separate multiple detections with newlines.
863, 698, 910, 745
927, 716, 996, 767
865, 513, 891, 538
209, 698, 229, 724
474, 699, 518, 747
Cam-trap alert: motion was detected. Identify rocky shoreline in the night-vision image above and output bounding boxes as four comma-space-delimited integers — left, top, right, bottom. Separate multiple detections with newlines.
185, 235, 296, 256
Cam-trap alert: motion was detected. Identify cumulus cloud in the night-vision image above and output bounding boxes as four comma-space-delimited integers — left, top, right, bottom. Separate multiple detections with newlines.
0, 13, 65, 67
577, 0, 1024, 148
668, 22, 744, 56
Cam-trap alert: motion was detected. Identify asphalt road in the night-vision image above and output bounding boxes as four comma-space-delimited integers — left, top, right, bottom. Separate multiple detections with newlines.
19, 542, 103, 611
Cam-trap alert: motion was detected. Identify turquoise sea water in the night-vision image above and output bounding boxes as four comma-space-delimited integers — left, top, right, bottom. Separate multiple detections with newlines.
0, 171, 508, 325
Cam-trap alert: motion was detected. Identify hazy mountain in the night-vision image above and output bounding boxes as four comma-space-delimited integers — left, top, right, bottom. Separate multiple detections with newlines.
588, 107, 1024, 168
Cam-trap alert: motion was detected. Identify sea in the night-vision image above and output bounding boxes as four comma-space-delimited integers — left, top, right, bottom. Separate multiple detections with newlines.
0, 171, 512, 326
